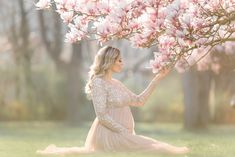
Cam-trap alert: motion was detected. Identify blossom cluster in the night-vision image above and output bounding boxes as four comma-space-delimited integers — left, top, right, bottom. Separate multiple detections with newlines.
36, 0, 235, 73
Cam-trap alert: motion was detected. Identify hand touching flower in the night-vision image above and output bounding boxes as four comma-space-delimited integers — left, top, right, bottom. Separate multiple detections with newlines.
159, 67, 171, 78
152, 67, 171, 83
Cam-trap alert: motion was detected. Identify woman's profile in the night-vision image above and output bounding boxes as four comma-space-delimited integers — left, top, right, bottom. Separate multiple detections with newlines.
37, 46, 189, 155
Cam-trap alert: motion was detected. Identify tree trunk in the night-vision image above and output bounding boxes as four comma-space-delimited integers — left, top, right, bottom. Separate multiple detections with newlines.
182, 67, 211, 130
65, 43, 84, 124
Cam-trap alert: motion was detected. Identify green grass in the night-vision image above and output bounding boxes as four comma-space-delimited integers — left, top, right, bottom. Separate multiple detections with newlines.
0, 122, 235, 157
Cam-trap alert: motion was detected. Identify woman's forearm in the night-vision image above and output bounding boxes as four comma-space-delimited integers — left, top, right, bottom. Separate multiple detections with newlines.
128, 68, 171, 107
135, 74, 163, 105
128, 74, 163, 106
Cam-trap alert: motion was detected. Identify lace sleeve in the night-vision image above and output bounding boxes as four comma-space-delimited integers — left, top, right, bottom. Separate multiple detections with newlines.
125, 77, 159, 107
91, 78, 128, 133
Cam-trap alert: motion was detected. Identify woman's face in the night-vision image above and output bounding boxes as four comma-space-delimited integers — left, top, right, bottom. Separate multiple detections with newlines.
110, 55, 124, 73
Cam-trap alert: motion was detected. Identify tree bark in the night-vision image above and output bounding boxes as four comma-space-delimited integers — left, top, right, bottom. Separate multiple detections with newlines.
182, 67, 211, 130
19, 0, 33, 105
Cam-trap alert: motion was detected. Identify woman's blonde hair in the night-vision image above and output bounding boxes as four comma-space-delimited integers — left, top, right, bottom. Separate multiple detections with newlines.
85, 46, 121, 100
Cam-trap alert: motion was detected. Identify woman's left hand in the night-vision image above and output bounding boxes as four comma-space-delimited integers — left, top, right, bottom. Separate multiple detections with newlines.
152, 66, 171, 84
159, 67, 171, 78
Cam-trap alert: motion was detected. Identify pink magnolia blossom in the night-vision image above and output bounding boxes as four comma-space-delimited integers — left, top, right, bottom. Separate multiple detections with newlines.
64, 0, 77, 10
149, 60, 161, 73
35, 0, 51, 10
65, 32, 77, 43
65, 24, 86, 43
60, 11, 74, 24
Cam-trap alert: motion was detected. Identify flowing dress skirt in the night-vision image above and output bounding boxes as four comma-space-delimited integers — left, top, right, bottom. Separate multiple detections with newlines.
37, 106, 188, 155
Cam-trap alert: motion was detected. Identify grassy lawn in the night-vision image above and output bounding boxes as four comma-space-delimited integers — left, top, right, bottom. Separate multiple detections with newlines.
0, 121, 234, 157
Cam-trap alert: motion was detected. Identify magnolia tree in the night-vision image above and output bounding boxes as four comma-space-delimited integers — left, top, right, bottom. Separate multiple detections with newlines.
36, 0, 235, 74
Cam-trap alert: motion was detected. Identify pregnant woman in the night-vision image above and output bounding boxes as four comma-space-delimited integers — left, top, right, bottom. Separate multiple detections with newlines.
37, 46, 189, 155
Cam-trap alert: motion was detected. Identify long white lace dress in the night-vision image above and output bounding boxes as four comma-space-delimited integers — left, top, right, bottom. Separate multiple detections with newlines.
36, 77, 189, 155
